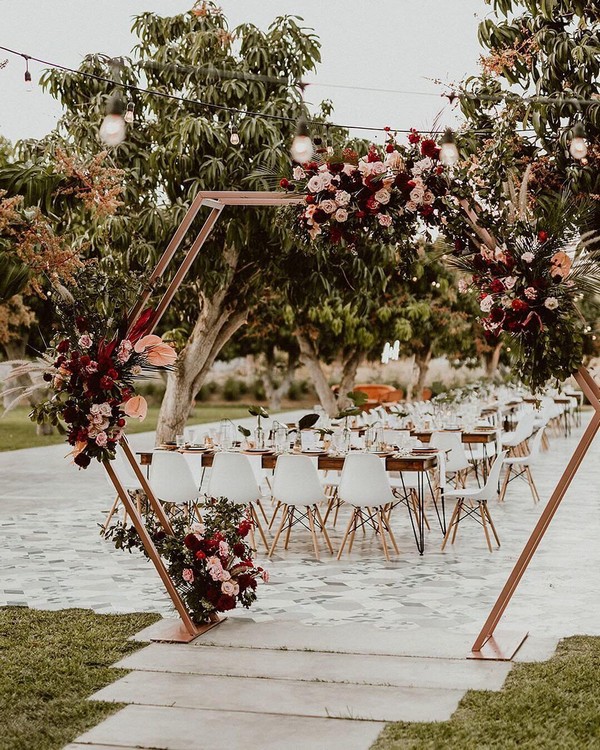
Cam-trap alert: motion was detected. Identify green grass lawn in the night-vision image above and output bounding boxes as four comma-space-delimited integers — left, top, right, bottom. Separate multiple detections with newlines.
0, 403, 271, 452
0, 607, 160, 750
372, 635, 600, 750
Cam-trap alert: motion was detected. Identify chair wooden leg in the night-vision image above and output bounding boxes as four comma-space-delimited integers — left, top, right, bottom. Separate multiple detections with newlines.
268, 505, 289, 558
337, 509, 356, 560
306, 505, 320, 560
333, 497, 342, 527
441, 501, 461, 550
484, 503, 501, 547
284, 506, 295, 550
382, 511, 400, 554
102, 494, 120, 532
314, 505, 334, 554
268, 501, 282, 529
348, 510, 359, 554
499, 465, 511, 502
322, 497, 335, 526
525, 467, 540, 504
377, 509, 391, 561
451, 500, 463, 544
479, 503, 493, 552
251, 505, 270, 551
255, 498, 270, 525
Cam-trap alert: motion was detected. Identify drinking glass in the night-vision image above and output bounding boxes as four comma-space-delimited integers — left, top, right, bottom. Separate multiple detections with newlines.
176, 433, 185, 449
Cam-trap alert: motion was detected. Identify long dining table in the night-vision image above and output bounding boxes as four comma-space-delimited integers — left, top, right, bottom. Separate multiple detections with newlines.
136, 449, 441, 554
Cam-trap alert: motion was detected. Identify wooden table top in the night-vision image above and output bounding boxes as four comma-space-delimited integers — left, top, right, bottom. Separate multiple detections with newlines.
137, 450, 438, 472
413, 429, 497, 445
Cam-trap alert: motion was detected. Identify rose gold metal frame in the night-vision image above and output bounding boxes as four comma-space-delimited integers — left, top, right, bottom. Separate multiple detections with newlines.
470, 366, 600, 659
106, 192, 304, 641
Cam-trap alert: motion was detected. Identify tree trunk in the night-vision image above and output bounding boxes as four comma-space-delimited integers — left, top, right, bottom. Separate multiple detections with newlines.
261, 350, 298, 412
296, 333, 363, 417
405, 355, 417, 402
296, 333, 338, 416
484, 342, 503, 377
156, 247, 248, 444
415, 348, 433, 397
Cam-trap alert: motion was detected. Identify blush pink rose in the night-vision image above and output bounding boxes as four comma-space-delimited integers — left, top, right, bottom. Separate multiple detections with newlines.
95, 431, 108, 447
377, 213, 392, 227
334, 208, 348, 222
221, 580, 236, 595
78, 334, 92, 349
182, 568, 195, 583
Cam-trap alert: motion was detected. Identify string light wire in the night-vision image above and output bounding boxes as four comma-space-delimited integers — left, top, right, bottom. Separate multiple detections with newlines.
1, 44, 597, 137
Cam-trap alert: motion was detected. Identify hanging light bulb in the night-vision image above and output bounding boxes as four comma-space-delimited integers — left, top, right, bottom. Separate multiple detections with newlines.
24, 58, 33, 92
99, 91, 126, 146
569, 122, 588, 160
290, 116, 313, 163
230, 124, 240, 145
439, 128, 459, 166
124, 101, 135, 124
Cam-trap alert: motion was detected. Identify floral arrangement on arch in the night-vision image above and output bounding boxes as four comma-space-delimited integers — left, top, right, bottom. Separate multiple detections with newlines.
28, 268, 177, 468
453, 202, 600, 391
106, 497, 268, 623
280, 128, 449, 250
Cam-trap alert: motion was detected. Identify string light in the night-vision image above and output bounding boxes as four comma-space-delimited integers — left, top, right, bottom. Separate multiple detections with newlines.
290, 116, 313, 163
439, 128, 459, 166
124, 101, 135, 124
23, 56, 32, 92
229, 122, 240, 145
99, 91, 126, 146
569, 122, 588, 160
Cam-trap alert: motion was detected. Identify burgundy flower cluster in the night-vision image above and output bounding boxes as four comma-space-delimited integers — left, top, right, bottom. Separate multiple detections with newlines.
36, 311, 176, 468
283, 128, 448, 249
466, 231, 571, 341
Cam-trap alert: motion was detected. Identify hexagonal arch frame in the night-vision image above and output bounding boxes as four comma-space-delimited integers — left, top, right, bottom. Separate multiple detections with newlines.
103, 192, 304, 642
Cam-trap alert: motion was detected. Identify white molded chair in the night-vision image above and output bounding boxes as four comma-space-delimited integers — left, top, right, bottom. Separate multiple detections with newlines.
206, 452, 269, 550
430, 431, 472, 487
442, 451, 507, 552
149, 450, 203, 520
269, 455, 333, 560
501, 411, 535, 455
500, 428, 545, 503
337, 453, 399, 561
102, 444, 146, 530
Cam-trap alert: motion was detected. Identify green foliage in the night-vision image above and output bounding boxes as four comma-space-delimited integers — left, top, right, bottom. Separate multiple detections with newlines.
222, 376, 248, 401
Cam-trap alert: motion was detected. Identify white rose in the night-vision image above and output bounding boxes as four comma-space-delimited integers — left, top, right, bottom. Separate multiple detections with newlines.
521, 252, 534, 263
480, 295, 494, 312
405, 200, 418, 212
335, 190, 351, 206
319, 199, 337, 214
409, 187, 425, 203
292, 166, 306, 180
221, 580, 236, 596
384, 151, 404, 170
544, 297, 559, 310
422, 191, 435, 205
307, 175, 324, 193
319, 171, 333, 187
374, 188, 391, 205
342, 163, 357, 176
371, 162, 386, 175
334, 208, 348, 222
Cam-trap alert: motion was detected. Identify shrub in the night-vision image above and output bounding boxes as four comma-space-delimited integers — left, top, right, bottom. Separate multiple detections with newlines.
251, 378, 266, 401
222, 377, 248, 402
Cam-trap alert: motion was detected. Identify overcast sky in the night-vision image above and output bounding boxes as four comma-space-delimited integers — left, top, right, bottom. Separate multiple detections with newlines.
0, 0, 489, 145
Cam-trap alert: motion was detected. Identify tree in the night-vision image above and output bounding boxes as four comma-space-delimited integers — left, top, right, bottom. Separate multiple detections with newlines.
459, 0, 599, 224
39, 4, 323, 441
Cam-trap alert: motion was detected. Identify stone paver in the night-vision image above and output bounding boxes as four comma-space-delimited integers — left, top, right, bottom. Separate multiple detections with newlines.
117, 642, 512, 690
73, 705, 385, 750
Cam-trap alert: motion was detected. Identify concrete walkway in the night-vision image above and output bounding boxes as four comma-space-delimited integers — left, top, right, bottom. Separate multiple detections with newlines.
2, 410, 600, 748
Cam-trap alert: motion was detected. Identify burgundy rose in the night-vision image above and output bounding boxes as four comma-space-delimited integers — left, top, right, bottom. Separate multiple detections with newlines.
408, 130, 420, 144
74, 453, 91, 469
153, 531, 166, 542
237, 520, 253, 538
355, 210, 366, 220
75, 316, 88, 332
100, 376, 114, 390
232, 542, 246, 557
328, 162, 344, 174
312, 209, 327, 223
79, 355, 91, 367
366, 146, 381, 163
420, 205, 434, 218
511, 299, 529, 313
57, 340, 70, 353
217, 594, 237, 611
238, 573, 257, 592
490, 278, 505, 294
366, 197, 380, 213
107, 368, 119, 380
43, 372, 52, 382
184, 533, 200, 551
538, 230, 548, 243
305, 194, 315, 204
195, 550, 206, 560
329, 227, 343, 244
279, 178, 290, 189
420, 139, 439, 158
63, 405, 79, 423
490, 308, 505, 323
385, 143, 394, 153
